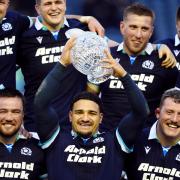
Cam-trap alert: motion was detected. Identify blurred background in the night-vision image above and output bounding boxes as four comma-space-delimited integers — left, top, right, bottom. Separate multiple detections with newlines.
10, 0, 180, 42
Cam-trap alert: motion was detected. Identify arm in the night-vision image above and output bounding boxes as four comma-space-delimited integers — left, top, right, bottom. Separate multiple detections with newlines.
66, 15, 105, 37
102, 51, 149, 151
34, 38, 75, 142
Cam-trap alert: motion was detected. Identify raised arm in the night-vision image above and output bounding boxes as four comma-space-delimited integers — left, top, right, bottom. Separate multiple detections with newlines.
34, 38, 75, 142
102, 50, 149, 151
66, 15, 105, 37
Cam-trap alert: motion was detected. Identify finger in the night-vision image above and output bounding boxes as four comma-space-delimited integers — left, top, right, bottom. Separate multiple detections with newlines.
65, 37, 76, 50
104, 49, 113, 59
96, 28, 105, 37
158, 51, 163, 59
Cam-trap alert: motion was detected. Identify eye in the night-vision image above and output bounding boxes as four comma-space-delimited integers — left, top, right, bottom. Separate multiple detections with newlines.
0, 109, 6, 113
141, 27, 149, 32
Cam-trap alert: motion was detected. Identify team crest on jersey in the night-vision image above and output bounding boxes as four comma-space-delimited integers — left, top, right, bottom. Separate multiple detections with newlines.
21, 147, 32, 156
142, 60, 154, 70
174, 50, 180, 56
144, 146, 151, 154
36, 36, 43, 44
93, 137, 104, 144
175, 153, 180, 162
2, 23, 12, 31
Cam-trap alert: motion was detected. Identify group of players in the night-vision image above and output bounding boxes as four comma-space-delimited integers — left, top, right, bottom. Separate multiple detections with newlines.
0, 0, 179, 179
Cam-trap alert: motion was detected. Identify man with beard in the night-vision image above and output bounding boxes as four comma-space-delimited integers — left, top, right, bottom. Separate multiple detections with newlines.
0, 88, 46, 180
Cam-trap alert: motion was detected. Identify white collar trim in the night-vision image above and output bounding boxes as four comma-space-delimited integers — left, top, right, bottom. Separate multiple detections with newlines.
175, 34, 180, 46
117, 42, 154, 55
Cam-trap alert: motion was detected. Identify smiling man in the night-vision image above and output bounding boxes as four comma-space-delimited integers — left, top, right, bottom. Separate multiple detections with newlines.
17, 0, 106, 133
34, 38, 149, 180
87, 3, 180, 131
125, 88, 180, 180
0, 88, 46, 180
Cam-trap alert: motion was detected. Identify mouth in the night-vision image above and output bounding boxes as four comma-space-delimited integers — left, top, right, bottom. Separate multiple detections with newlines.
167, 123, 180, 129
49, 12, 61, 17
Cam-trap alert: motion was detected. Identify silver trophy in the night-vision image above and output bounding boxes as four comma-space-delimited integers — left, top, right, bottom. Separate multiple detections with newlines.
70, 31, 112, 84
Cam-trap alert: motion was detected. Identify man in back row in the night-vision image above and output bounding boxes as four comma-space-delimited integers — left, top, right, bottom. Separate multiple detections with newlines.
157, 6, 180, 69
16, 0, 106, 133
88, 3, 179, 131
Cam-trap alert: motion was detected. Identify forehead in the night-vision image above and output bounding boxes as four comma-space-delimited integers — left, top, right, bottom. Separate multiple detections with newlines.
72, 99, 99, 112
125, 13, 153, 26
0, 0, 9, 4
40, 0, 65, 3
0, 97, 23, 109
162, 97, 180, 111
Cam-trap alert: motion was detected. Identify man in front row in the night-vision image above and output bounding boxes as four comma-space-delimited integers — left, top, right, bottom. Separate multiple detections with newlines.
0, 88, 46, 180
34, 38, 149, 180
125, 87, 180, 180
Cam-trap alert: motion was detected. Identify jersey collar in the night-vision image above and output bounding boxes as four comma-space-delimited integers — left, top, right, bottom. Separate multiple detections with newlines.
148, 121, 180, 145
117, 42, 154, 55
35, 16, 69, 31
175, 34, 180, 46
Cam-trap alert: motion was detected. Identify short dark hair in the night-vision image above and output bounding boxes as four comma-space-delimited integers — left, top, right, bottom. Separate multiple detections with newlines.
70, 91, 103, 113
123, 3, 155, 24
160, 88, 180, 107
0, 88, 25, 111
36, 0, 66, 5
176, 6, 180, 22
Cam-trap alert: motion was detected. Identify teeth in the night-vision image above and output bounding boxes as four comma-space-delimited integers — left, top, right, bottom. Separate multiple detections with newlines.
168, 124, 178, 128
3, 124, 13, 128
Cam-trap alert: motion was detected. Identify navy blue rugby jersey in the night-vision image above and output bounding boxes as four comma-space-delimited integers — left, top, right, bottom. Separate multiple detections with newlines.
0, 11, 30, 89
18, 18, 89, 132
42, 129, 129, 180
99, 43, 179, 130
125, 122, 180, 180
0, 136, 46, 180
157, 34, 180, 70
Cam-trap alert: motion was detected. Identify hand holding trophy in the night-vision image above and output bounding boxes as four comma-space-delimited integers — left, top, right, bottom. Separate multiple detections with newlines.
70, 31, 113, 84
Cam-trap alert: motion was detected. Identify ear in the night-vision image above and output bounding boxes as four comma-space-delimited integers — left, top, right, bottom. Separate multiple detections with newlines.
99, 113, 103, 124
120, 21, 125, 35
69, 111, 72, 122
155, 108, 160, 119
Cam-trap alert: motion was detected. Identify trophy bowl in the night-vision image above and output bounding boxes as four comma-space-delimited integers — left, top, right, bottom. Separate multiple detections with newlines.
70, 31, 112, 84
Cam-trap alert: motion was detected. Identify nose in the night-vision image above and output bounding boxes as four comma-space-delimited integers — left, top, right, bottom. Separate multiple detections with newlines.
5, 113, 14, 122
171, 113, 179, 123
81, 113, 89, 121
136, 29, 143, 38
51, 3, 57, 10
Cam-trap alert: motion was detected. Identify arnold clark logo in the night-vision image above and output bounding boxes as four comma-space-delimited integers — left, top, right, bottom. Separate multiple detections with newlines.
64, 145, 106, 164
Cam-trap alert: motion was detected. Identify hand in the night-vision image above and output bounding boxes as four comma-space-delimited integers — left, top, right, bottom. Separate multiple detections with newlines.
158, 44, 177, 68
102, 50, 127, 78
59, 37, 76, 67
83, 16, 105, 37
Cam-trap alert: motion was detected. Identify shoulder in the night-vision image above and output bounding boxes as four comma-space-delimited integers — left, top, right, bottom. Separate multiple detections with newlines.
6, 11, 28, 22
67, 19, 89, 31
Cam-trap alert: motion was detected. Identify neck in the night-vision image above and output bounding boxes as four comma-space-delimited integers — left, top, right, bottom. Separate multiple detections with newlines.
42, 20, 64, 32
123, 44, 140, 56
156, 124, 179, 147
0, 134, 17, 145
